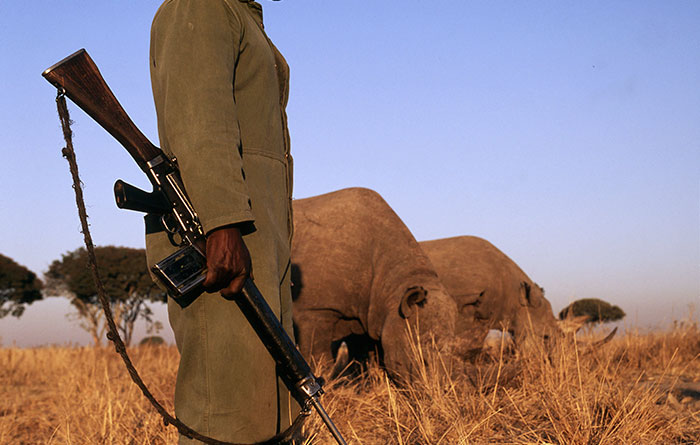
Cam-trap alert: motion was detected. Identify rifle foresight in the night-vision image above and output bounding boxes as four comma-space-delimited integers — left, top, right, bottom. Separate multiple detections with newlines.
42, 49, 161, 170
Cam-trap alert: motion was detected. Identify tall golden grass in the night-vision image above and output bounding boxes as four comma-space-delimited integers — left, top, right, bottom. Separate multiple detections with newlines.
1, 321, 698, 444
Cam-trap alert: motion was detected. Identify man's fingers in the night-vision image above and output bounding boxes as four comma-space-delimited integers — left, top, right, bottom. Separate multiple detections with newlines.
203, 266, 229, 292
203, 263, 251, 295
221, 274, 247, 300
203, 225, 252, 298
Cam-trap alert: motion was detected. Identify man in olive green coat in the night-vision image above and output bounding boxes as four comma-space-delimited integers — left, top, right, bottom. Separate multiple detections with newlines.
146, 0, 298, 442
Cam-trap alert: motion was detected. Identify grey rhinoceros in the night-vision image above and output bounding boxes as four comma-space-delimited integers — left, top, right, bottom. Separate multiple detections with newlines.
291, 188, 458, 380
420, 235, 560, 351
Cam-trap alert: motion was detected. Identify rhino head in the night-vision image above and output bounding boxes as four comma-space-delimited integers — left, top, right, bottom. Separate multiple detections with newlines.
508, 281, 561, 346
379, 284, 458, 382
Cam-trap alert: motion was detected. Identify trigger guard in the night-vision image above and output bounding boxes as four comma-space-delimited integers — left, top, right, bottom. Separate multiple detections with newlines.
160, 214, 177, 233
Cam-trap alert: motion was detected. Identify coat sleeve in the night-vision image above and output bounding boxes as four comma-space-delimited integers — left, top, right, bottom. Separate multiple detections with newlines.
150, 0, 253, 235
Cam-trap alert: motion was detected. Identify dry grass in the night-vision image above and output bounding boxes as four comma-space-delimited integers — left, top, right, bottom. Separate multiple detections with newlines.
0, 345, 177, 444
1, 321, 698, 444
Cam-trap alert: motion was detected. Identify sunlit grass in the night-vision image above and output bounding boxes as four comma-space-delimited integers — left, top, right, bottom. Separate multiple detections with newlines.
1, 321, 698, 444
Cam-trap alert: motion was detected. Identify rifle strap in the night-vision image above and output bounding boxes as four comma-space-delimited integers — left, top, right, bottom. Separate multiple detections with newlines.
55, 90, 304, 445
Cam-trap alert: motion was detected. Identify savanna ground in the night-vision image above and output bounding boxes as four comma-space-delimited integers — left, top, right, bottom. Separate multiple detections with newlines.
1, 321, 699, 444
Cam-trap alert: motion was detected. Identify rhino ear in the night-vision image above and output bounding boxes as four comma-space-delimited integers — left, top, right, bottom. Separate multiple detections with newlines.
399, 286, 427, 319
530, 283, 544, 308
519, 281, 543, 308
461, 290, 487, 319
518, 281, 531, 307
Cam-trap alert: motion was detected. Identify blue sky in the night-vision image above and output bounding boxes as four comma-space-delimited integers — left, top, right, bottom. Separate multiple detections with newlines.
1, 1, 698, 346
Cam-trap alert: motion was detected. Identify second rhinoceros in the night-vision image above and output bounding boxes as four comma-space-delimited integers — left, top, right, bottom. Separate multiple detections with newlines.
291, 188, 458, 380
420, 235, 560, 351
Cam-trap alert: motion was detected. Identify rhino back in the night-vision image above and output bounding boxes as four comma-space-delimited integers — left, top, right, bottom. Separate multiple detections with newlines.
421, 236, 533, 324
293, 188, 438, 336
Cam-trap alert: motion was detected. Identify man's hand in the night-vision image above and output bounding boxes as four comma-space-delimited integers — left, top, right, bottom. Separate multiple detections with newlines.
203, 225, 252, 299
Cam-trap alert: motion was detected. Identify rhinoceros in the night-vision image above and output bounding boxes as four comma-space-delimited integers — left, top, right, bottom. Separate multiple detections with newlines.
291, 188, 458, 380
420, 235, 560, 350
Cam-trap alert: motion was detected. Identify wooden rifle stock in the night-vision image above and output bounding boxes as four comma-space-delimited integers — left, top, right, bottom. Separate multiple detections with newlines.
42, 49, 160, 170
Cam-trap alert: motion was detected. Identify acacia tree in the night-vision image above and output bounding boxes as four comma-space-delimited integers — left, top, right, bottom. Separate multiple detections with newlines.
45, 246, 166, 346
558, 298, 626, 324
0, 254, 43, 318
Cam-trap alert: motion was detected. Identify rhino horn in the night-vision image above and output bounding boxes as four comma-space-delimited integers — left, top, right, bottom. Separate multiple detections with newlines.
329, 341, 350, 380
576, 326, 618, 350
592, 326, 618, 346
557, 315, 591, 334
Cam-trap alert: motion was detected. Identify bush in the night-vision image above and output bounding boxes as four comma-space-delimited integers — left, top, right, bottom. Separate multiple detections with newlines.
0, 253, 43, 318
140, 336, 165, 346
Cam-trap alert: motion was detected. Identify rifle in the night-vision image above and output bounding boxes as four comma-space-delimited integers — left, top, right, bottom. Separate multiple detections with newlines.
43, 49, 347, 445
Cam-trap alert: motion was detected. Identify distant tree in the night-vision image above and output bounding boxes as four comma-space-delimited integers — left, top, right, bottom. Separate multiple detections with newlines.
140, 335, 165, 346
559, 298, 626, 324
45, 246, 166, 346
0, 254, 43, 318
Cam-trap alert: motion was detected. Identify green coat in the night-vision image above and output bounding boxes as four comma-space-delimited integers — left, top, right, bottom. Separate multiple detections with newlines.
146, 0, 297, 442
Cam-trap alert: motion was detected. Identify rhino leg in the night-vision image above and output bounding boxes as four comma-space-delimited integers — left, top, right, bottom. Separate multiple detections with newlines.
294, 309, 340, 365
